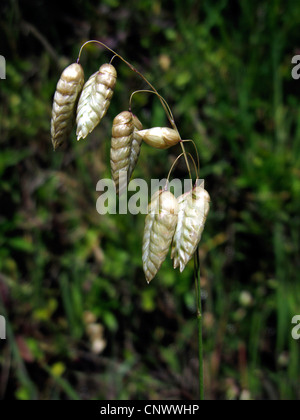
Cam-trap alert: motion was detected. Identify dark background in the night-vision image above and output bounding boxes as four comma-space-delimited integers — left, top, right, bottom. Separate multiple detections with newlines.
0, 0, 299, 400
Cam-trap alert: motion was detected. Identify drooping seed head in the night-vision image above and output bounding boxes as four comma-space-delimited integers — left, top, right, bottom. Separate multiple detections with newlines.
143, 190, 179, 283
110, 111, 134, 194
171, 185, 210, 272
128, 115, 143, 180
76, 63, 117, 140
110, 111, 144, 195
51, 63, 84, 150
136, 127, 180, 149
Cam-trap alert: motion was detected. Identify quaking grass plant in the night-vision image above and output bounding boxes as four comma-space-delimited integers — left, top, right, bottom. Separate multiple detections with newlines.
51, 40, 210, 400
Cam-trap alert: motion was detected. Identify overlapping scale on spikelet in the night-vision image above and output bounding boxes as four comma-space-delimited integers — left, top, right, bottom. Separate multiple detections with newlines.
171, 186, 210, 272
128, 115, 143, 179
110, 111, 134, 194
136, 127, 180, 149
76, 63, 117, 140
110, 112, 143, 194
51, 63, 84, 150
143, 190, 178, 283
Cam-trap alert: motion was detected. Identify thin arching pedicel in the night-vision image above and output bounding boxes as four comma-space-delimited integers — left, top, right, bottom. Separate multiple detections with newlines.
166, 152, 199, 185
77, 41, 160, 99
77, 40, 192, 180
77, 41, 166, 110
129, 89, 174, 124
187, 153, 199, 180
166, 153, 184, 184
110, 54, 118, 65
181, 139, 200, 175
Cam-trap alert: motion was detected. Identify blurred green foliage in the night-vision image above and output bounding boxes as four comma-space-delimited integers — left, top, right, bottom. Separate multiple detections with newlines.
0, 0, 299, 400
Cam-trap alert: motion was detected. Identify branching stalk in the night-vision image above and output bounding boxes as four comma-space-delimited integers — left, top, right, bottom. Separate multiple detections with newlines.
77, 39, 205, 401
77, 40, 192, 180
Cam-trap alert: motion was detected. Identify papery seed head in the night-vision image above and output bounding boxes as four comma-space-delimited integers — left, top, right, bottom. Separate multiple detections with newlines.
137, 127, 180, 149
171, 185, 210, 272
110, 111, 134, 195
143, 190, 178, 283
51, 63, 84, 150
76, 63, 117, 141
128, 114, 143, 180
